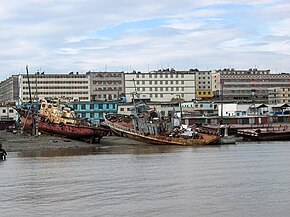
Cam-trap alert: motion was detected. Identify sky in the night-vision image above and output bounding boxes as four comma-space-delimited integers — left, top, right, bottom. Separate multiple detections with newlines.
1, 0, 290, 79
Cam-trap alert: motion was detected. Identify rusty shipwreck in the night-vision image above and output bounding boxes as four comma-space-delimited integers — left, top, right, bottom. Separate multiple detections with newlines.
105, 101, 220, 146
15, 98, 110, 143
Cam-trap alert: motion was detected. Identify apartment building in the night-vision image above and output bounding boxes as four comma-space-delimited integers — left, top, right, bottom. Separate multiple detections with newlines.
214, 68, 290, 103
268, 87, 290, 104
124, 69, 196, 103
0, 75, 20, 103
195, 70, 213, 99
18, 72, 90, 102
69, 101, 118, 121
86, 71, 124, 101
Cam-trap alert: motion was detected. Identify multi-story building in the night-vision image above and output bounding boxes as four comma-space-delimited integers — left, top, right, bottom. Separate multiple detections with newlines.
0, 75, 20, 103
18, 72, 90, 102
124, 69, 196, 103
87, 71, 124, 101
195, 70, 213, 99
69, 101, 118, 121
211, 71, 221, 99
214, 68, 290, 103
268, 87, 290, 104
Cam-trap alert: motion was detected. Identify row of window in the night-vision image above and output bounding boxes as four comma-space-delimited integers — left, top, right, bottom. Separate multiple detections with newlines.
135, 87, 185, 92
224, 83, 290, 88
23, 75, 87, 79
23, 91, 89, 95
95, 87, 121, 91
93, 94, 117, 99
135, 80, 185, 85
197, 77, 211, 80
73, 103, 116, 110
198, 81, 211, 84
22, 97, 89, 100
23, 86, 88, 90
95, 73, 122, 78
197, 92, 212, 95
223, 79, 290, 82
143, 93, 185, 98
1, 109, 14, 113
135, 74, 187, 78
23, 81, 88, 84
77, 112, 104, 119
197, 86, 211, 89
92, 80, 122, 85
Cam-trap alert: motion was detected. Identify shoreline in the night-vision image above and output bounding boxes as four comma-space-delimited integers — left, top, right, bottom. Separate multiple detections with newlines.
0, 130, 146, 152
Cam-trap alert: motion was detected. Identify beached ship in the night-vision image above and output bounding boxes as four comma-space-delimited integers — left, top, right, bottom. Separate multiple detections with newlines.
15, 98, 110, 143
105, 101, 220, 146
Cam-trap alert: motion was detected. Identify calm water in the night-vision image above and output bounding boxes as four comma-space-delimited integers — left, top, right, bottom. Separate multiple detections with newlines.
1, 141, 290, 217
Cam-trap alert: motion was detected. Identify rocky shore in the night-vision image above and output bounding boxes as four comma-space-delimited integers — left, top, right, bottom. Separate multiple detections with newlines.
0, 130, 146, 152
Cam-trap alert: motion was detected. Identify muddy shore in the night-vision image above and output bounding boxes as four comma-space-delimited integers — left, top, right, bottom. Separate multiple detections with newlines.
0, 130, 146, 152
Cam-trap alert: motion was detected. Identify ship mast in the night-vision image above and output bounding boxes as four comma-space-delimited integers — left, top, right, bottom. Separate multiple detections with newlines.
25, 65, 36, 136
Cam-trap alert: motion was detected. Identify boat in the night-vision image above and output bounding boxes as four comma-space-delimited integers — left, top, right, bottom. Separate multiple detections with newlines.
15, 98, 110, 143
0, 117, 15, 130
104, 101, 220, 146
237, 126, 290, 141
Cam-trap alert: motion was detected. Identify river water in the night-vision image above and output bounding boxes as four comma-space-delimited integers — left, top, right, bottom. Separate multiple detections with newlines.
1, 141, 290, 217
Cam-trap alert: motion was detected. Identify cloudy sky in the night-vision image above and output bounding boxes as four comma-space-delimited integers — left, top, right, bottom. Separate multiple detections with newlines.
1, 0, 290, 79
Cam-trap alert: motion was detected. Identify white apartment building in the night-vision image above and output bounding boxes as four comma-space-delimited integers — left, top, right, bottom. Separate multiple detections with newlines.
124, 70, 196, 103
19, 72, 90, 102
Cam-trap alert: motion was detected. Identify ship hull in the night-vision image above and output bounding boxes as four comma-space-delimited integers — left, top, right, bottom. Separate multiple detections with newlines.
20, 115, 110, 143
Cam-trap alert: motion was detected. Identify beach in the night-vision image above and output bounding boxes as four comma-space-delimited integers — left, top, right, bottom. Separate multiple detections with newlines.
0, 130, 146, 152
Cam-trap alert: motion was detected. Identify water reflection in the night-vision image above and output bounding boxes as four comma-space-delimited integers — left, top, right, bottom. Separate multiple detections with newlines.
17, 143, 216, 158
18, 147, 97, 158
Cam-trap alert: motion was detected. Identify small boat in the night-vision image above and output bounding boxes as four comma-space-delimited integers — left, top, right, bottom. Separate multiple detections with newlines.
105, 101, 220, 146
15, 98, 110, 143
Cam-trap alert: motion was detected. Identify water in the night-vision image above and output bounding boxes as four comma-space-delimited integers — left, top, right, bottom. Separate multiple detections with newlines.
1, 141, 290, 217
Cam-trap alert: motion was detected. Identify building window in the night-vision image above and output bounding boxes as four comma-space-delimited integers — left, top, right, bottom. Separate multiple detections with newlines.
99, 104, 103, 109
90, 104, 94, 109
81, 104, 86, 110
90, 113, 94, 118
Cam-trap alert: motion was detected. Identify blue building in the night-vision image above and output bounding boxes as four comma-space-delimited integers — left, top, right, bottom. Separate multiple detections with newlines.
69, 101, 118, 121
